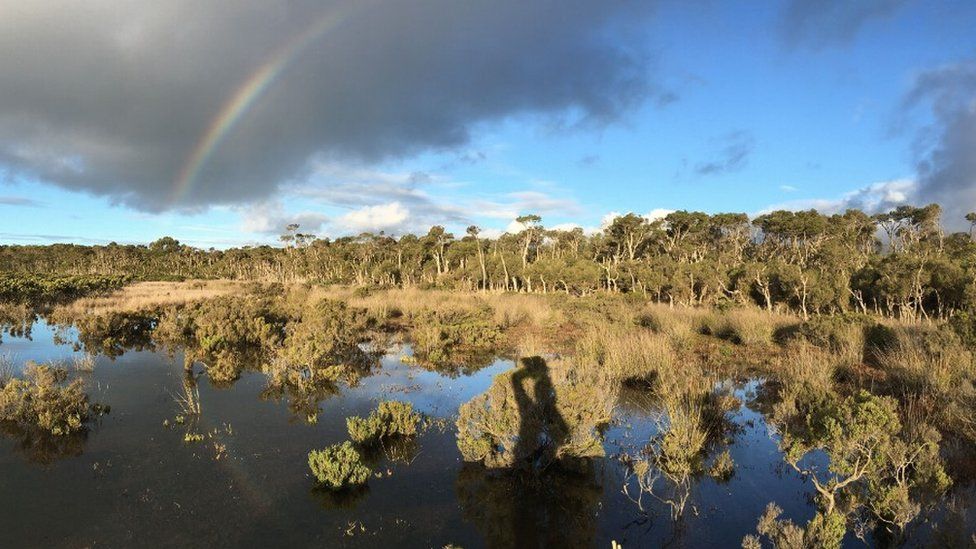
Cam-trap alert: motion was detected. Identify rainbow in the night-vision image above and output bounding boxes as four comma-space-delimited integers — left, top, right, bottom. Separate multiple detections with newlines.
171, 6, 355, 204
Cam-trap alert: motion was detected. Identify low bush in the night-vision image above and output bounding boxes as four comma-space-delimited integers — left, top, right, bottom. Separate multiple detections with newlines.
456, 356, 613, 469
0, 362, 92, 436
0, 273, 129, 304
411, 307, 501, 370
742, 503, 846, 549
280, 299, 372, 382
346, 400, 421, 445
948, 310, 976, 348
308, 441, 371, 490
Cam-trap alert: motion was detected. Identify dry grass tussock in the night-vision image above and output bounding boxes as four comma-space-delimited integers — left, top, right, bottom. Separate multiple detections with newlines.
575, 324, 675, 385
697, 307, 796, 346
56, 280, 245, 316
875, 323, 974, 400
317, 287, 564, 329
777, 342, 837, 393
634, 302, 707, 342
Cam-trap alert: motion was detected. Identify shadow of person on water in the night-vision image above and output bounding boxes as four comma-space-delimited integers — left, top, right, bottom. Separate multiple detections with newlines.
510, 356, 570, 470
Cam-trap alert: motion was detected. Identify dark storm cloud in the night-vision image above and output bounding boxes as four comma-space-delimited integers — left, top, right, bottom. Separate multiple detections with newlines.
779, 0, 908, 50
902, 59, 976, 229
0, 0, 662, 211
694, 131, 754, 176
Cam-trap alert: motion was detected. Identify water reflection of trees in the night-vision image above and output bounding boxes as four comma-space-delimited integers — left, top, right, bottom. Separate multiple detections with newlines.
456, 463, 603, 548
0, 422, 87, 465
621, 376, 742, 521
0, 304, 36, 342
311, 484, 371, 511
70, 310, 157, 358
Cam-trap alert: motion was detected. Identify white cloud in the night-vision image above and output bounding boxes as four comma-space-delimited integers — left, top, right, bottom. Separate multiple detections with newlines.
291, 162, 586, 236
646, 208, 675, 221
601, 208, 675, 229
336, 202, 409, 233
478, 228, 504, 239
758, 178, 915, 215
240, 201, 329, 235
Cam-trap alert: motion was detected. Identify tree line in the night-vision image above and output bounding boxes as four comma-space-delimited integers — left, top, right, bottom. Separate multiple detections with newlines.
3, 204, 976, 320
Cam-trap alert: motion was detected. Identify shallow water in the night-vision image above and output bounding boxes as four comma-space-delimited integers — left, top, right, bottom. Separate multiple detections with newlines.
0, 321, 972, 547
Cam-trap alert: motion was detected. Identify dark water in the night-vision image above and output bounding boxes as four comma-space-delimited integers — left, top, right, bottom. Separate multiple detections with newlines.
0, 321, 972, 548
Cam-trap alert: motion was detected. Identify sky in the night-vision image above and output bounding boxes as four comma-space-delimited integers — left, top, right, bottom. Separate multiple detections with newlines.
0, 0, 975, 248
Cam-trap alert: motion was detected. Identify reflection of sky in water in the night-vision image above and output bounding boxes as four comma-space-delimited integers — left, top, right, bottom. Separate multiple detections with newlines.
0, 322, 970, 547
1, 320, 78, 370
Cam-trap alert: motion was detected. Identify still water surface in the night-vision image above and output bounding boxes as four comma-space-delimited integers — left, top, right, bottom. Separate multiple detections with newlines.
1, 321, 968, 547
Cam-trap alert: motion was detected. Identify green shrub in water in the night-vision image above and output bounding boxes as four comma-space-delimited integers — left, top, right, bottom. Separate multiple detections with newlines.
0, 362, 91, 436
412, 308, 500, 369
281, 299, 371, 381
308, 441, 371, 490
456, 356, 612, 469
742, 502, 846, 549
346, 400, 420, 445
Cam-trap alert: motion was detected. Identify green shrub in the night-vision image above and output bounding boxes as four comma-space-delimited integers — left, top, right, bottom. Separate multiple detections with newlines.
70, 310, 157, 358
0, 362, 92, 436
742, 503, 846, 549
412, 307, 501, 370
456, 356, 612, 469
0, 274, 129, 304
281, 299, 371, 381
346, 400, 421, 445
308, 441, 371, 490
948, 310, 976, 348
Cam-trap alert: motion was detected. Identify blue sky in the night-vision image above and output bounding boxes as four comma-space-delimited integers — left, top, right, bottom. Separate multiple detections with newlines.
1, 0, 975, 247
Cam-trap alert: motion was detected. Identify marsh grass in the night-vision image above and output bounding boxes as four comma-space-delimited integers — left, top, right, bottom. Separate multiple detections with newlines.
55, 280, 245, 317
575, 325, 674, 386
623, 380, 734, 520
171, 376, 202, 417
778, 343, 838, 393
876, 325, 972, 394
696, 307, 794, 346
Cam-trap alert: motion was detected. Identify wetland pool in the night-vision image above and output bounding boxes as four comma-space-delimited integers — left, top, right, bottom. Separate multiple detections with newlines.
0, 320, 971, 548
